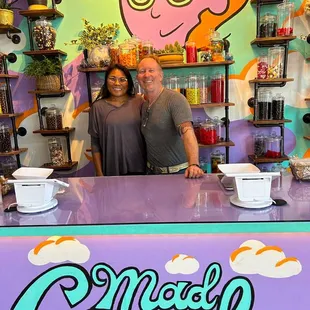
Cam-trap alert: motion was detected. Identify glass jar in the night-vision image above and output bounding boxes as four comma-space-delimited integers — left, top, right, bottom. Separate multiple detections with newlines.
211, 31, 224, 61
272, 93, 285, 120
48, 137, 65, 166
277, 1, 294, 36
199, 157, 208, 173
199, 74, 208, 104
33, 17, 56, 50
119, 42, 137, 67
193, 117, 202, 143
0, 123, 12, 153
260, 13, 277, 37
142, 40, 154, 56
210, 150, 225, 173
129, 35, 143, 61
200, 119, 217, 145
0, 84, 8, 114
257, 54, 268, 79
109, 42, 119, 65
167, 75, 180, 93
265, 133, 282, 158
253, 132, 265, 157
212, 116, 224, 142
258, 89, 272, 120
45, 106, 63, 130
268, 46, 285, 78
210, 73, 224, 103
185, 41, 197, 63
186, 74, 200, 105
1, 157, 17, 178
180, 76, 186, 96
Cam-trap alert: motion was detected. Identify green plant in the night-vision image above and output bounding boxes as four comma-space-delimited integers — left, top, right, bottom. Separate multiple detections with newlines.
24, 57, 62, 78
65, 18, 120, 50
155, 41, 184, 54
0, 0, 20, 10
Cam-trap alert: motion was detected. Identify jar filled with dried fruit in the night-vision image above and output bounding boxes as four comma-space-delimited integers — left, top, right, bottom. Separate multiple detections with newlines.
48, 137, 65, 166
33, 17, 57, 50
119, 41, 137, 67
0, 123, 12, 153
45, 106, 63, 130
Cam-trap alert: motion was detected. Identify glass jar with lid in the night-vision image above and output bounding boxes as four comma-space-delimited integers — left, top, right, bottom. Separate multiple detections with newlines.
45, 106, 63, 130
142, 40, 154, 57
210, 73, 224, 103
1, 157, 17, 178
253, 132, 265, 157
186, 74, 200, 105
129, 35, 143, 61
260, 13, 277, 37
265, 132, 282, 158
268, 46, 285, 78
257, 53, 268, 79
210, 150, 225, 173
257, 89, 272, 120
277, 0, 294, 36
0, 84, 8, 114
167, 75, 180, 93
199, 74, 208, 104
272, 93, 285, 120
109, 41, 119, 65
185, 41, 197, 63
119, 41, 137, 67
48, 137, 65, 166
0, 123, 12, 153
211, 31, 224, 61
200, 119, 217, 145
212, 116, 224, 142
33, 17, 56, 50
193, 116, 202, 143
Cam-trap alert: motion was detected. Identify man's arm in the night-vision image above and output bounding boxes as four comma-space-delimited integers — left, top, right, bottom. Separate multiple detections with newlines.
179, 121, 204, 178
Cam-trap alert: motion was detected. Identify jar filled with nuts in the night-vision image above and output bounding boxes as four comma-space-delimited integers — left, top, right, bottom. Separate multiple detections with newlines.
33, 17, 57, 50
48, 137, 65, 166
45, 106, 63, 130
0, 84, 9, 114
0, 123, 12, 153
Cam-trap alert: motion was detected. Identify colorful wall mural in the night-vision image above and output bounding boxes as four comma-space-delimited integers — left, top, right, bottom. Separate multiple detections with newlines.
0, 0, 309, 176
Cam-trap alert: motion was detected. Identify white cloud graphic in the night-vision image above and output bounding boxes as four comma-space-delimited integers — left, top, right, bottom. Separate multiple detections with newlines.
165, 254, 199, 275
230, 240, 302, 278
28, 236, 90, 266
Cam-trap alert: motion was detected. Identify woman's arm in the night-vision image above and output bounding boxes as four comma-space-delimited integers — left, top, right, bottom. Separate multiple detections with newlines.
91, 136, 104, 176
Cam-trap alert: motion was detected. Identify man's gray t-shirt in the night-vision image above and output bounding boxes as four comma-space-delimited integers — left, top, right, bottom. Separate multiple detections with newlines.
141, 88, 192, 167
88, 96, 146, 176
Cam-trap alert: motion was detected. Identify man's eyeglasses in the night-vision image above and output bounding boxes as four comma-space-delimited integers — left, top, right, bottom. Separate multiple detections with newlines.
142, 106, 151, 127
108, 76, 128, 84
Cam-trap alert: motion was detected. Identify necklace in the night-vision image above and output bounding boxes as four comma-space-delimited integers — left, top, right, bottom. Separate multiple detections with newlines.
147, 87, 164, 109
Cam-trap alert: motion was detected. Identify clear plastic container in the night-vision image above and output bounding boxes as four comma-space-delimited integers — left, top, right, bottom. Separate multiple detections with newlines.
46, 106, 63, 130
258, 89, 272, 120
260, 13, 277, 37
142, 40, 154, 57
210, 150, 225, 173
265, 132, 282, 158
268, 46, 285, 79
253, 132, 265, 157
0, 84, 8, 114
185, 41, 197, 63
119, 41, 137, 67
33, 17, 56, 50
277, 1, 294, 36
210, 73, 224, 103
199, 74, 208, 104
200, 119, 217, 145
272, 93, 285, 120
257, 54, 268, 79
0, 123, 12, 153
186, 74, 200, 105
48, 137, 65, 166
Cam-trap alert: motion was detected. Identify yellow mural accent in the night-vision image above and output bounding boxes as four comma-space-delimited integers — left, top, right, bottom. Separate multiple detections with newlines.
302, 148, 310, 158
72, 101, 89, 119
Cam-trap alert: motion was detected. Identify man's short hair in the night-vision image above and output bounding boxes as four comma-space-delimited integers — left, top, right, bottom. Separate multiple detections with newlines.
137, 55, 162, 70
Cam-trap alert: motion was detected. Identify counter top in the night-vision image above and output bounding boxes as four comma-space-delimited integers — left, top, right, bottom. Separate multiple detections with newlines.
1, 173, 310, 235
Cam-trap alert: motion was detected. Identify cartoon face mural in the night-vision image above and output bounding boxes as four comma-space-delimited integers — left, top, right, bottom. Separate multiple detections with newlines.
120, 0, 248, 48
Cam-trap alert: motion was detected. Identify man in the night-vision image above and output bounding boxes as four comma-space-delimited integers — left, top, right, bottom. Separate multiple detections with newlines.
136, 55, 204, 179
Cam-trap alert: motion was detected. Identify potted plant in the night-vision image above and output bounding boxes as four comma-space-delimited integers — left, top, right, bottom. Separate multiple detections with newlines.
0, 0, 20, 26
26, 0, 47, 10
24, 57, 63, 91
65, 18, 119, 68
154, 41, 184, 64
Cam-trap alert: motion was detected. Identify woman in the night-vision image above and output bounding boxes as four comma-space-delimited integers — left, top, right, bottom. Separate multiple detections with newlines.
88, 64, 146, 176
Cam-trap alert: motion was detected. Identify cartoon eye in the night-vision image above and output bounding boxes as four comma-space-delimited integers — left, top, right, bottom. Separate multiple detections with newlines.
167, 0, 193, 7
127, 0, 155, 11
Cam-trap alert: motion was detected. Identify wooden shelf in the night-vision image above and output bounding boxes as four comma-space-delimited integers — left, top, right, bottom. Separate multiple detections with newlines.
248, 154, 289, 163
23, 50, 67, 57
41, 161, 78, 171
251, 0, 283, 4
19, 9, 64, 19
33, 128, 75, 135
0, 74, 18, 79
304, 136, 310, 141
249, 78, 294, 84
28, 89, 71, 95
190, 103, 235, 108
251, 36, 296, 45
199, 141, 235, 148
0, 113, 23, 118
248, 119, 292, 125
0, 148, 27, 156
0, 25, 21, 34
78, 61, 235, 73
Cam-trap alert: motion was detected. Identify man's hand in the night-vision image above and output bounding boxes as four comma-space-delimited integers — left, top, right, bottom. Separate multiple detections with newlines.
184, 165, 204, 178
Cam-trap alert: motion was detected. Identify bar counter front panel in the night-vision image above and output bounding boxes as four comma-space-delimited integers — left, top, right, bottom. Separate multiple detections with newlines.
1, 174, 310, 309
